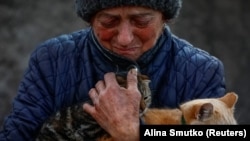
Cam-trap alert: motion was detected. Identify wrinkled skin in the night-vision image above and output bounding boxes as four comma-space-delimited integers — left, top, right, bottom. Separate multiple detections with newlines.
83, 69, 141, 141
91, 6, 165, 61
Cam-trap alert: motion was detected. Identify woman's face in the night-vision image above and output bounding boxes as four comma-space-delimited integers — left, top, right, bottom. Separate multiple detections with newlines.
91, 6, 165, 61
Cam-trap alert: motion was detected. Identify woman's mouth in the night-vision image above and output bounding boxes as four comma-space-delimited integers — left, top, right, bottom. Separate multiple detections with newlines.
113, 47, 138, 55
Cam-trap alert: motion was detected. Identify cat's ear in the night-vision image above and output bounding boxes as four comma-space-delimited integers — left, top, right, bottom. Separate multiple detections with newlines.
195, 103, 214, 121
219, 92, 238, 108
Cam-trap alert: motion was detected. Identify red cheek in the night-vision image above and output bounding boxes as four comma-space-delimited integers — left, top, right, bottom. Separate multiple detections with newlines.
96, 28, 116, 41
135, 28, 156, 41
95, 26, 157, 45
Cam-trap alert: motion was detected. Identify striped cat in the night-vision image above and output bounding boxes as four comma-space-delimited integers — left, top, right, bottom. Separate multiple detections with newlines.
36, 71, 151, 141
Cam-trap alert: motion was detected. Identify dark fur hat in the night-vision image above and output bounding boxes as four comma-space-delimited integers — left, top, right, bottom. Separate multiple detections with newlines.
75, 0, 182, 22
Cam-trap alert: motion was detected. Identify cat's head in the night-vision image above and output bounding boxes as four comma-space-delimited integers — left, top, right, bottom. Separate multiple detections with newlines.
180, 92, 238, 125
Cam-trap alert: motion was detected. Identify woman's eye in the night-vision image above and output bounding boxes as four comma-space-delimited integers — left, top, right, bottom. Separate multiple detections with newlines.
132, 16, 152, 28
101, 21, 116, 28
135, 20, 149, 27
99, 17, 119, 28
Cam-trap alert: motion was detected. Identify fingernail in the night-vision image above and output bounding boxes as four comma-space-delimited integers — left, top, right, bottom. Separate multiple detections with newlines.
131, 68, 138, 75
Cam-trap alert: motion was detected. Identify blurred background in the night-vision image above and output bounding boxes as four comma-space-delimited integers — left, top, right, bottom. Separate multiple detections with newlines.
0, 0, 249, 129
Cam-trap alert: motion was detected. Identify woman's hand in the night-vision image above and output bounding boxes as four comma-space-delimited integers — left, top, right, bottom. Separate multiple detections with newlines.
83, 68, 141, 141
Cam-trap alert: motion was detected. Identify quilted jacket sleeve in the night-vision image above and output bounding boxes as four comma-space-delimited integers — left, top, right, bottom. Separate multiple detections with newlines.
0, 38, 68, 141
180, 46, 226, 100
0, 44, 53, 141
192, 53, 226, 98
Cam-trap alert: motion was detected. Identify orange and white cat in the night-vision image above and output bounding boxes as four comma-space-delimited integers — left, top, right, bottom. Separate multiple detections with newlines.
98, 72, 238, 141
98, 92, 238, 141
142, 92, 238, 125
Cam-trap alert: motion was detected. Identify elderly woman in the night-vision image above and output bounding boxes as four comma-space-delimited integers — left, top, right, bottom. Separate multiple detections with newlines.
0, 0, 225, 141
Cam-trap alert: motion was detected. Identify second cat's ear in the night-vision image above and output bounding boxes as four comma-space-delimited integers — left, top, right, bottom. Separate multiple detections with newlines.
195, 103, 213, 121
219, 92, 238, 109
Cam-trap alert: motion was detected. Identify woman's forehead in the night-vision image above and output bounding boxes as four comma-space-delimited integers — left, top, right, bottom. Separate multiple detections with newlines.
95, 6, 160, 17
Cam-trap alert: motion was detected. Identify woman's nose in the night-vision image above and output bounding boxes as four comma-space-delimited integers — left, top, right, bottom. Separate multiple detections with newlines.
116, 22, 134, 46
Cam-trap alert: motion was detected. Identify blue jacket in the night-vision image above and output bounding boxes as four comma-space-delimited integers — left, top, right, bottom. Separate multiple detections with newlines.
0, 27, 225, 141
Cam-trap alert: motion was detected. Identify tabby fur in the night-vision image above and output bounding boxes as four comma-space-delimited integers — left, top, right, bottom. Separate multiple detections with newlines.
36, 72, 151, 141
